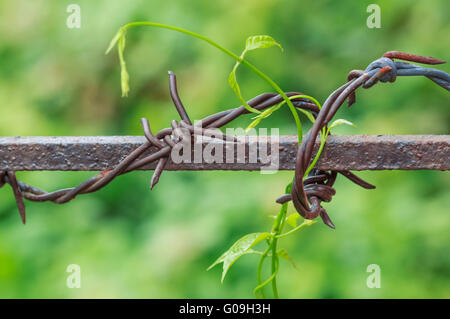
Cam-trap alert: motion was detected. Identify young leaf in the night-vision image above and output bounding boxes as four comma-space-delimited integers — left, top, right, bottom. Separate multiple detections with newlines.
329, 119, 355, 130
245, 103, 283, 131
228, 70, 257, 113
297, 108, 316, 124
207, 232, 271, 283
105, 27, 124, 55
246, 94, 320, 130
105, 27, 129, 96
277, 249, 297, 269
245, 35, 283, 52
285, 213, 300, 228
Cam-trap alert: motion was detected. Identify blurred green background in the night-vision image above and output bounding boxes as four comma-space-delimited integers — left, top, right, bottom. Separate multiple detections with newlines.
0, 0, 449, 298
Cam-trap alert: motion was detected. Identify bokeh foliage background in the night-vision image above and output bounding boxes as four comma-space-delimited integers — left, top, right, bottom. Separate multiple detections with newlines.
0, 0, 448, 298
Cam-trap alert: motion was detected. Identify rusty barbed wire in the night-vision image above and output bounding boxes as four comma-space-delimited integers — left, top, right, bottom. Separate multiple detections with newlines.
277, 51, 449, 228
0, 51, 449, 226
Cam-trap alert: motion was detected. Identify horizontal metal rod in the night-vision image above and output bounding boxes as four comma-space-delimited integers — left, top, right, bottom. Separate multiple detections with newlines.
0, 135, 448, 171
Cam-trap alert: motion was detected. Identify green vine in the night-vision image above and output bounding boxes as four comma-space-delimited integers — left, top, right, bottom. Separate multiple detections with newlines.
208, 96, 354, 298
106, 21, 355, 298
106, 22, 303, 143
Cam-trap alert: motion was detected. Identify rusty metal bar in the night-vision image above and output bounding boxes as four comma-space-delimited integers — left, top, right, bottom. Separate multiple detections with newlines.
0, 135, 448, 171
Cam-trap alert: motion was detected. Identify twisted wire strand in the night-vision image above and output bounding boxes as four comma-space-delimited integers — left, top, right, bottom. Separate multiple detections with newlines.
0, 51, 448, 227
283, 51, 449, 228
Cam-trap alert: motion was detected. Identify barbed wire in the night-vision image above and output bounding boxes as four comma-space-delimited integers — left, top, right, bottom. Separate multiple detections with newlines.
1, 51, 449, 226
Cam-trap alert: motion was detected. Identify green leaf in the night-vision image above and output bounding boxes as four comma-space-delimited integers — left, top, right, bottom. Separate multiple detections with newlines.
277, 249, 297, 269
207, 232, 271, 283
228, 64, 261, 114
329, 118, 355, 130
245, 93, 320, 131
297, 108, 316, 124
245, 35, 283, 52
228, 70, 254, 111
105, 28, 124, 55
245, 103, 283, 131
105, 27, 130, 97
285, 213, 300, 228
285, 182, 292, 193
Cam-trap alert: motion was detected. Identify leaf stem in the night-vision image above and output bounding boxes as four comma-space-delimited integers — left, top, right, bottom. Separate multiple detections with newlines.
253, 269, 278, 297
255, 245, 271, 299
254, 201, 287, 299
